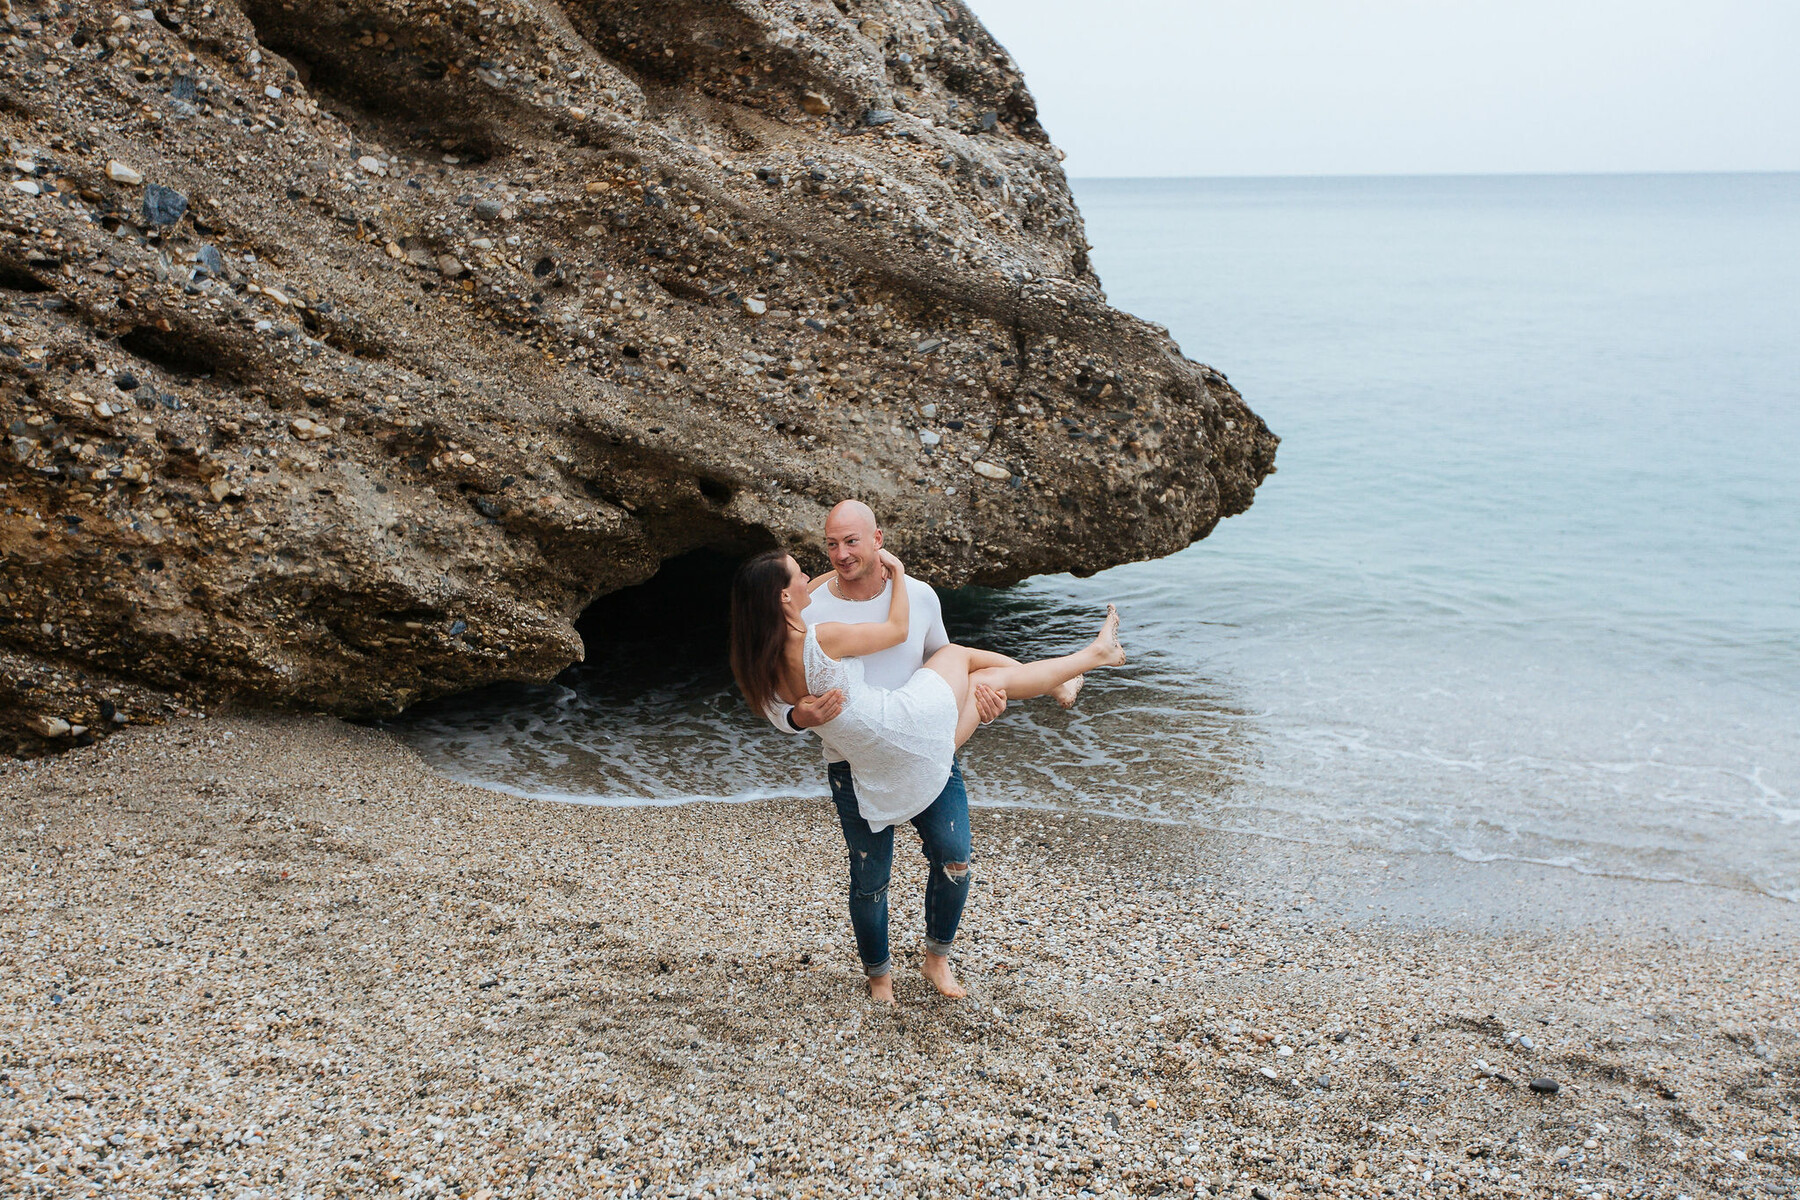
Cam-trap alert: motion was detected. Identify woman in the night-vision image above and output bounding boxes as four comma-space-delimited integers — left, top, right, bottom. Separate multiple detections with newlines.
728, 547, 1125, 830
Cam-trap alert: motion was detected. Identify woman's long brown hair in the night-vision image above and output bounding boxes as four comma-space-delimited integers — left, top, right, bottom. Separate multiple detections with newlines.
728, 550, 795, 718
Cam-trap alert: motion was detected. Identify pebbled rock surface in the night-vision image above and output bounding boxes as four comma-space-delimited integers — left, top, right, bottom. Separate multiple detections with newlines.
0, 0, 1277, 754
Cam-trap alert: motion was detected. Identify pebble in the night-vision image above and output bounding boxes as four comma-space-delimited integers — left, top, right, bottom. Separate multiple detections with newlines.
801, 91, 831, 115
141, 183, 187, 226
11, 179, 41, 196
741, 297, 768, 317
106, 160, 145, 185
357, 155, 384, 174
26, 715, 72, 738
1530, 1077, 1561, 1094
473, 199, 504, 221
972, 461, 1010, 481
437, 254, 466, 278
919, 430, 941, 446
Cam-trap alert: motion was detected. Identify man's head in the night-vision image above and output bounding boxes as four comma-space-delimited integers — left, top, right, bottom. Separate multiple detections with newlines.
824, 500, 883, 584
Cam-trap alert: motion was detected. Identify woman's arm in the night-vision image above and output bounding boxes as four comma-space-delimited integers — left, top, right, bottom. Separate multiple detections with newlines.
814, 550, 910, 659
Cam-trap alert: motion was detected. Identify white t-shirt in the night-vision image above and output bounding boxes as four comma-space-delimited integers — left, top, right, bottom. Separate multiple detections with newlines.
767, 576, 950, 763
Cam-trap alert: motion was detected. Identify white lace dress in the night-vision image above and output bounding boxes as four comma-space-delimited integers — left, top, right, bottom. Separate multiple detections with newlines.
804, 624, 960, 831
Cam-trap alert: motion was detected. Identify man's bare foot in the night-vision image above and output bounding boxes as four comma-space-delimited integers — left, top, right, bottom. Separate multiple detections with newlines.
1092, 604, 1126, 667
1051, 674, 1085, 709
921, 952, 967, 999
868, 974, 895, 1005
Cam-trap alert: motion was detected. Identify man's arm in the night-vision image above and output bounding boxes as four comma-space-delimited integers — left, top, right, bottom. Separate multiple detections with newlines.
765, 701, 800, 734
913, 580, 1005, 723
765, 691, 845, 734
918, 580, 950, 657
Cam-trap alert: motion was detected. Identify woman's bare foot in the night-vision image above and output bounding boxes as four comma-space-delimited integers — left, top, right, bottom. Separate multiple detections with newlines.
921, 952, 966, 999
1091, 604, 1126, 667
868, 974, 895, 1005
1051, 674, 1085, 709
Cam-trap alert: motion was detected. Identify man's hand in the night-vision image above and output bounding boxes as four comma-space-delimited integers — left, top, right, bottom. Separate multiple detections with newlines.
973, 682, 1007, 726
791, 689, 846, 729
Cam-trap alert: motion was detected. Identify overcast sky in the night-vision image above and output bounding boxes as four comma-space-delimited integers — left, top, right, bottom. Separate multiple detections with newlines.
968, 0, 1800, 177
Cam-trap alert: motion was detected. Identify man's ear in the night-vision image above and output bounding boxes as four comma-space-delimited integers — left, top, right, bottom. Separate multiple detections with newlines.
872, 527, 884, 550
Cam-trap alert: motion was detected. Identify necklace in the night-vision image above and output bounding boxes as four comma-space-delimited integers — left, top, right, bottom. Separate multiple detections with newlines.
830, 574, 884, 602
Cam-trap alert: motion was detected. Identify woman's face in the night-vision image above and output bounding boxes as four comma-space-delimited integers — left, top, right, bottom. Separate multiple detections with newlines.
784, 556, 810, 614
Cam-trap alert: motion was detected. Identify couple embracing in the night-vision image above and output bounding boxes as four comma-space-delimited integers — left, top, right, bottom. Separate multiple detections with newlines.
729, 501, 1125, 1004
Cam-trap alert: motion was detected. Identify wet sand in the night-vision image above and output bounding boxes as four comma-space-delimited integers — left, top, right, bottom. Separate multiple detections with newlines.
3, 715, 1795, 1198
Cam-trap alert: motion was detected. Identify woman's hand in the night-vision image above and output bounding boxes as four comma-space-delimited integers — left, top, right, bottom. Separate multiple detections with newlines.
877, 548, 905, 579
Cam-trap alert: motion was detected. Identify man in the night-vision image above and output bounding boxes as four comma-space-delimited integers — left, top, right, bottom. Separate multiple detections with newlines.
769, 500, 1006, 1004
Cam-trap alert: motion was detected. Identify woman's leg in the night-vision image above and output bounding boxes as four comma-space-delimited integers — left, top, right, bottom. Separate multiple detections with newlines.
962, 650, 1085, 710
928, 607, 1124, 746
926, 605, 1123, 706
926, 646, 1013, 747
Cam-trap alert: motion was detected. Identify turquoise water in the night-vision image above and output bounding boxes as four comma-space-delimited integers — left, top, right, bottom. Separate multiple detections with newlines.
394, 174, 1800, 900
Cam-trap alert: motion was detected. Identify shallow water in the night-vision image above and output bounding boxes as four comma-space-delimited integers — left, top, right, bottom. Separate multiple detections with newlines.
394, 173, 1800, 901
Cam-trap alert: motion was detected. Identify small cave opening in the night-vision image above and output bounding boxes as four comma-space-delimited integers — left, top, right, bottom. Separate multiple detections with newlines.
388, 543, 813, 801
571, 548, 747, 684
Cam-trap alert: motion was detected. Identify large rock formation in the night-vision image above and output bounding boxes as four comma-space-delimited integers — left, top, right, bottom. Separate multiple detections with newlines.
0, 0, 1277, 754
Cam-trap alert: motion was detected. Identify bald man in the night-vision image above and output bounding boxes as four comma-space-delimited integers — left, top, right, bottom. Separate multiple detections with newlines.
769, 500, 1006, 1003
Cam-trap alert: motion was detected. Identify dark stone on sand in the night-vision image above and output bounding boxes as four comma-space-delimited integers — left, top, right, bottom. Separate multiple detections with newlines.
142, 184, 188, 227
1529, 1077, 1560, 1094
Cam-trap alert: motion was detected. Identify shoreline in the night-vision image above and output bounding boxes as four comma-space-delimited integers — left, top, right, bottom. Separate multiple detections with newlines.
4, 714, 1796, 1198
402, 747, 1800, 939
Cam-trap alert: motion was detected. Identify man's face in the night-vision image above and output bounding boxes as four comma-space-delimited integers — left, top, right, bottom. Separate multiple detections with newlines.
824, 513, 882, 582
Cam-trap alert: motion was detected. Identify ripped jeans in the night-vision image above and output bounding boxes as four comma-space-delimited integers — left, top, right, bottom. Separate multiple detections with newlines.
828, 758, 973, 978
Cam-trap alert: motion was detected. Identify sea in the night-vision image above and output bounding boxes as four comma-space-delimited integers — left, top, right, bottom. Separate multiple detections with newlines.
392, 173, 1800, 903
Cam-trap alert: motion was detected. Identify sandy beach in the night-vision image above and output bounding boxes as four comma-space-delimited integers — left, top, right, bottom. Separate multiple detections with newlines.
3, 715, 1796, 1199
